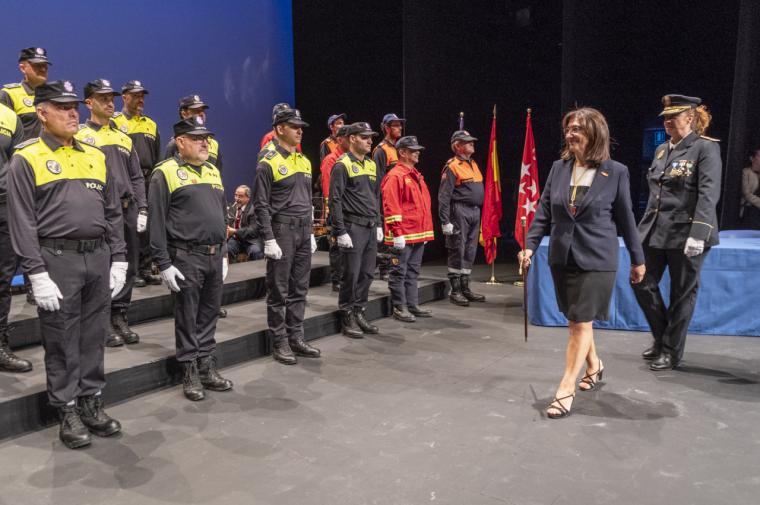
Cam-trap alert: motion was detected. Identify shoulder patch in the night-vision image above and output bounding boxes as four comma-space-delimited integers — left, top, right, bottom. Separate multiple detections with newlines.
700, 135, 720, 142
154, 157, 175, 169
3, 82, 21, 89
78, 124, 87, 130
264, 150, 276, 160
13, 138, 40, 150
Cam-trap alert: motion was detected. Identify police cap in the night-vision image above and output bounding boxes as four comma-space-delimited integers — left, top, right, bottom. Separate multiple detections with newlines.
382, 113, 405, 125
336, 125, 349, 137
327, 113, 347, 128
451, 130, 478, 143
659, 94, 702, 116
179, 94, 208, 110
19, 47, 51, 65
344, 122, 378, 137
173, 116, 214, 137
84, 79, 120, 99
121, 80, 149, 94
396, 136, 425, 151
271, 102, 290, 119
34, 80, 82, 105
273, 108, 309, 127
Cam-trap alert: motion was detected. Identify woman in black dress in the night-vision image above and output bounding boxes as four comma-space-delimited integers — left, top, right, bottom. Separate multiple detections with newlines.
519, 107, 646, 418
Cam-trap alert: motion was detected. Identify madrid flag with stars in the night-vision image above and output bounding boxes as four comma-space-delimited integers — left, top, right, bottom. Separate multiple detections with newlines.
515, 111, 540, 248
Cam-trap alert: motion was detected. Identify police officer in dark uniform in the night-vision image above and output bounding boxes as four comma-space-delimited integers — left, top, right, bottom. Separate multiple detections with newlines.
0, 47, 50, 141
7, 80, 127, 449
329, 122, 383, 337
632, 94, 722, 371
76, 79, 147, 347
164, 94, 223, 170
149, 116, 232, 401
259, 102, 292, 156
253, 108, 320, 365
0, 101, 33, 373
113, 80, 161, 286
439, 130, 486, 305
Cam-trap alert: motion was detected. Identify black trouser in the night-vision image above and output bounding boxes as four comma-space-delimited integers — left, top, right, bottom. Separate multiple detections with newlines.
338, 221, 377, 311
389, 242, 425, 307
328, 237, 344, 284
266, 220, 311, 344
0, 203, 17, 335
632, 244, 709, 362
446, 202, 481, 273
39, 242, 110, 407
170, 245, 223, 362
138, 178, 152, 276
111, 201, 138, 311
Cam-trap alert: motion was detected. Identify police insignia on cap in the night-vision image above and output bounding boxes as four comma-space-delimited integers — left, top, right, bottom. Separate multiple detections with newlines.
278, 165, 288, 175
177, 169, 188, 180
662, 96, 671, 107
46, 160, 61, 174
196, 117, 204, 125
36, 48, 44, 55
193, 95, 200, 102
120, 124, 128, 133
63, 81, 73, 92
134, 80, 141, 87
23, 97, 33, 107
102, 79, 110, 87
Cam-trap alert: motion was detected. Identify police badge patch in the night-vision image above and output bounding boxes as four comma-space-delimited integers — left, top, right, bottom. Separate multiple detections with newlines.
177, 169, 188, 180
46, 160, 61, 174
23, 97, 33, 107
120, 124, 128, 133
352, 165, 360, 174
278, 165, 288, 175
83, 135, 96, 145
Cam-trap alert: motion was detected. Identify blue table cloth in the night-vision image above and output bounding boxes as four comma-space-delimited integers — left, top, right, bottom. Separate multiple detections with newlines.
527, 232, 760, 336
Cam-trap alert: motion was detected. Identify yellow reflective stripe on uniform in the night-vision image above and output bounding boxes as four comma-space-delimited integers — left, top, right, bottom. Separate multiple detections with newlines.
386, 230, 434, 241
2, 85, 34, 115
385, 214, 402, 223
336, 154, 377, 179
154, 158, 223, 194
111, 113, 157, 138
0, 103, 18, 138
16, 140, 106, 187
261, 149, 311, 182
75, 125, 133, 154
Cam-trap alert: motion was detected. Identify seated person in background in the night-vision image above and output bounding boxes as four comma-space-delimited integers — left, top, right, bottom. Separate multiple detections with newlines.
740, 145, 760, 229
227, 185, 264, 261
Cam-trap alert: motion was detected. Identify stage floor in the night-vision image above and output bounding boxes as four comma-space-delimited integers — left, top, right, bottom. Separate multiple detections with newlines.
0, 272, 758, 505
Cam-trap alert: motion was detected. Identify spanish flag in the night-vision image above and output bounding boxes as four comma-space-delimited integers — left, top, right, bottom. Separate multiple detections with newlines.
479, 106, 502, 265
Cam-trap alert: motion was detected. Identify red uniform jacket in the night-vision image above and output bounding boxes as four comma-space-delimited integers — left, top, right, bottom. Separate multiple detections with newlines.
320, 146, 344, 200
381, 161, 434, 244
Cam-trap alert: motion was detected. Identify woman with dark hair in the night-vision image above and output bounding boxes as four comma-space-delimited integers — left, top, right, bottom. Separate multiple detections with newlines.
519, 107, 645, 419
633, 95, 722, 370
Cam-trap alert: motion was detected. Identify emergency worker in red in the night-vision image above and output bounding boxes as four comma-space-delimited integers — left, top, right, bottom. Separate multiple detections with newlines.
381, 136, 434, 322
319, 113, 346, 162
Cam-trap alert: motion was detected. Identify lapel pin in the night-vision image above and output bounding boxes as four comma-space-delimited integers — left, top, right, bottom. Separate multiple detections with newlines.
601, 171, 609, 177
656, 149, 664, 159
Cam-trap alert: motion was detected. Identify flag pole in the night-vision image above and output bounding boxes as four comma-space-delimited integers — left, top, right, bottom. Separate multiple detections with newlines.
521, 216, 529, 341
485, 103, 501, 285
514, 107, 532, 288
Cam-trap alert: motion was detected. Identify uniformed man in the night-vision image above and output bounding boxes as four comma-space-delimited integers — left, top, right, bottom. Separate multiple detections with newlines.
0, 47, 50, 141
381, 136, 434, 322
112, 80, 161, 286
320, 125, 349, 291
253, 108, 320, 365
76, 79, 147, 347
632, 94, 722, 370
7, 80, 127, 449
164, 94, 223, 170
319, 113, 346, 162
439, 130, 486, 306
0, 101, 33, 373
259, 102, 293, 154
149, 116, 232, 401
329, 122, 383, 337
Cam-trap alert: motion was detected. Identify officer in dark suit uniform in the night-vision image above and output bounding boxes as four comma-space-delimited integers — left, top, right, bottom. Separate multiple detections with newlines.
633, 94, 722, 371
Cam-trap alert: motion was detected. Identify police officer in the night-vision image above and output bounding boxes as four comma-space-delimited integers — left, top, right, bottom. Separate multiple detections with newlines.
0, 101, 33, 373
253, 108, 320, 365
319, 113, 346, 162
329, 122, 383, 337
149, 116, 232, 401
113, 80, 161, 286
632, 94, 721, 371
164, 94, 223, 170
7, 80, 127, 449
76, 79, 147, 347
0, 47, 50, 141
439, 130, 486, 306
259, 102, 291, 154
321, 125, 349, 291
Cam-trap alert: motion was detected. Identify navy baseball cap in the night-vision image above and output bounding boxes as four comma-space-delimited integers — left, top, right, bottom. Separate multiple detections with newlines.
382, 113, 405, 124
396, 136, 425, 151
19, 47, 51, 65
122, 80, 149, 94
179, 94, 208, 110
84, 79, 120, 99
327, 113, 347, 128
173, 116, 214, 137
34, 80, 82, 105
451, 130, 478, 143
273, 108, 309, 127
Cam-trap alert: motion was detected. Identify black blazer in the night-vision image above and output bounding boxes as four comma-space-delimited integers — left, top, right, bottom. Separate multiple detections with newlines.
228, 201, 258, 241
525, 158, 645, 271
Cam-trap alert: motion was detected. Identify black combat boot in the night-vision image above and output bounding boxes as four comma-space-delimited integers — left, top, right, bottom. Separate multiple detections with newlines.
341, 310, 363, 338
273, 338, 297, 365
58, 404, 91, 449
408, 305, 433, 318
354, 307, 379, 334
218, 308, 228, 318
289, 337, 321, 357
105, 325, 125, 347
461, 274, 486, 302
133, 276, 147, 288
79, 394, 121, 437
0, 330, 32, 372
197, 355, 233, 391
448, 274, 470, 306
182, 360, 205, 401
111, 310, 139, 344
141, 271, 162, 286
392, 305, 416, 323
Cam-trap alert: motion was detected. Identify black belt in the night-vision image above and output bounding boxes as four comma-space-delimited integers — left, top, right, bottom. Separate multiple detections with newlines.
344, 213, 377, 228
272, 214, 312, 227
40, 236, 104, 253
168, 240, 223, 255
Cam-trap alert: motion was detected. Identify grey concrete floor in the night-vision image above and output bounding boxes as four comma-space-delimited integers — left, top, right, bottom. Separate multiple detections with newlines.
1, 279, 759, 505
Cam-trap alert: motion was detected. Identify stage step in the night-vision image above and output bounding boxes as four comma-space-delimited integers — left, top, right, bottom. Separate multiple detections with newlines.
0, 275, 446, 441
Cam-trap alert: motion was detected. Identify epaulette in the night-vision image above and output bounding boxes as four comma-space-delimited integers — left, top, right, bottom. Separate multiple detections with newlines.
700, 135, 720, 142
112, 112, 123, 117
264, 150, 276, 160
3, 82, 21, 89
154, 157, 175, 169
77, 124, 87, 130
13, 138, 39, 150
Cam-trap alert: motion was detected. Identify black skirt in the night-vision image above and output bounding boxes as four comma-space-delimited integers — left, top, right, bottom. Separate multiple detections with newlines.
550, 259, 616, 323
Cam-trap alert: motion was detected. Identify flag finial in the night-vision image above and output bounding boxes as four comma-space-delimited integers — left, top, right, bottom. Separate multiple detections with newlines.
493, 104, 497, 117
527, 108, 532, 116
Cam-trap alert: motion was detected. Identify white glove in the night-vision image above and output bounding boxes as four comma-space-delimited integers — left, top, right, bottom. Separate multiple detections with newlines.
337, 233, 353, 248
264, 239, 282, 260
222, 256, 228, 281
376, 227, 384, 242
684, 237, 705, 257
311, 234, 317, 253
136, 211, 148, 233
109, 261, 128, 298
393, 235, 406, 250
442, 223, 454, 235
160, 265, 185, 293
29, 272, 63, 311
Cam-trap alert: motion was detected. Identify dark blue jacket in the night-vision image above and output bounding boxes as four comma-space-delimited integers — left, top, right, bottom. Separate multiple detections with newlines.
525, 158, 645, 271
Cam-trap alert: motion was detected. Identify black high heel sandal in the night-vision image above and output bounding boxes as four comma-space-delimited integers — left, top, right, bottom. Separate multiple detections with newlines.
546, 393, 575, 419
579, 360, 604, 392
